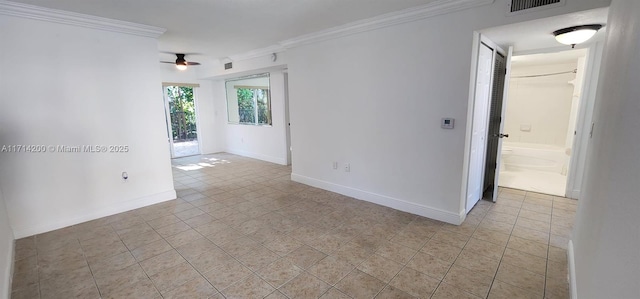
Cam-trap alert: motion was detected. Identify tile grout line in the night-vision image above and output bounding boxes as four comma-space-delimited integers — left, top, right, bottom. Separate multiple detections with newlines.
19, 157, 573, 299
484, 190, 523, 299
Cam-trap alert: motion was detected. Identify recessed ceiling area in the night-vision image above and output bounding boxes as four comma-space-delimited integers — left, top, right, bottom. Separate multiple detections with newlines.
511, 48, 587, 67
481, 7, 608, 54
8, 0, 440, 61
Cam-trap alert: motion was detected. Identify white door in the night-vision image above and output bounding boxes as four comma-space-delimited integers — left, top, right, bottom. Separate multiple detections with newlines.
466, 43, 494, 212
162, 87, 176, 158
491, 46, 513, 202
284, 73, 292, 165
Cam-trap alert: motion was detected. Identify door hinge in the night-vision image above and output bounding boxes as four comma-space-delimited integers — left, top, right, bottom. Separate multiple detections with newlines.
590, 123, 595, 138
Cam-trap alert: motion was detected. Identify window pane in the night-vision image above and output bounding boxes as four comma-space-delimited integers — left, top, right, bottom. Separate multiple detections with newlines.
225, 73, 271, 125
237, 88, 256, 124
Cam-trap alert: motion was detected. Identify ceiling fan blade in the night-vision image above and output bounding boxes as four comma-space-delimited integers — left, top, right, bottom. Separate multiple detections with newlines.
185, 62, 201, 66
160, 61, 175, 64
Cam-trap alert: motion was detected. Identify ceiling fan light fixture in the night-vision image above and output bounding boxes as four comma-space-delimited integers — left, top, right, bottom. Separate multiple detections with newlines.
175, 54, 188, 70
175, 63, 187, 71
553, 24, 603, 48
161, 53, 200, 70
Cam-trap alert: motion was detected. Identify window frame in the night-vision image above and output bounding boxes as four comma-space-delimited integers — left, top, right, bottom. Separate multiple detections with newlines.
225, 73, 272, 126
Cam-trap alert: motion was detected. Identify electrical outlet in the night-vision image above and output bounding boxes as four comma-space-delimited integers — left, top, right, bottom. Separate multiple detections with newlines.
332, 162, 338, 170
344, 163, 350, 172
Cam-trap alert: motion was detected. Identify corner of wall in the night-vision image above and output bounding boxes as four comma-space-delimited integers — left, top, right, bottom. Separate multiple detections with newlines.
4, 241, 14, 299
568, 239, 577, 299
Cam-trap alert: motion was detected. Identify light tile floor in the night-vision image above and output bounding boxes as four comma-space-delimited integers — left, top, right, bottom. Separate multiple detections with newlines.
11, 153, 575, 298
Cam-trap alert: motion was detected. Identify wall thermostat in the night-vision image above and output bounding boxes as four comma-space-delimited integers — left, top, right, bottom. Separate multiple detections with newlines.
441, 118, 455, 129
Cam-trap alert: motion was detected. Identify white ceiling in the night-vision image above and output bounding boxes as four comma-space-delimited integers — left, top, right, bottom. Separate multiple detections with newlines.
9, 0, 440, 62
511, 48, 587, 67
481, 7, 609, 54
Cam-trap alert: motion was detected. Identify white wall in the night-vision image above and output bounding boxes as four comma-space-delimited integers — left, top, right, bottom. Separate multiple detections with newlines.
0, 15, 175, 237
162, 63, 290, 165
505, 62, 577, 147
210, 71, 289, 165
570, 1, 640, 298
161, 66, 219, 154
0, 185, 14, 299
285, 0, 611, 223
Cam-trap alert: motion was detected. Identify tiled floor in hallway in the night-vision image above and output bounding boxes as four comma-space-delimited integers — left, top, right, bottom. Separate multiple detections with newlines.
11, 153, 575, 298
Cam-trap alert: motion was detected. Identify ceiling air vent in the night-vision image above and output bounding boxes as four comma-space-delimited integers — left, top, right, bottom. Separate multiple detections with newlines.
508, 0, 565, 15
224, 62, 233, 70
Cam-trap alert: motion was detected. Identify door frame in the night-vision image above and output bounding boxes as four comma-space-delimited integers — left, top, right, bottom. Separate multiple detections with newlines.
283, 71, 292, 165
162, 84, 202, 158
460, 32, 508, 217
162, 87, 176, 158
480, 43, 602, 199
485, 46, 512, 203
564, 43, 603, 199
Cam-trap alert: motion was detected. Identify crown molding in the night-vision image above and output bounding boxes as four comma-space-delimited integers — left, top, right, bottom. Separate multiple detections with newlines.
0, 0, 165, 38
228, 44, 285, 62
280, 0, 494, 49
222, 0, 493, 63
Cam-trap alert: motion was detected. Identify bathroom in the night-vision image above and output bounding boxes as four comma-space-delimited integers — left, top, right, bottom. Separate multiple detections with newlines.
498, 49, 587, 197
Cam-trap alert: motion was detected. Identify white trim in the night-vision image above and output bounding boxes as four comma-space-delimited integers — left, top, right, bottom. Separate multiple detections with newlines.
568, 239, 578, 299
568, 189, 580, 199
225, 149, 287, 166
0, 0, 165, 38
193, 87, 203, 157
229, 45, 286, 62
2, 240, 13, 299
222, 0, 494, 63
12, 190, 176, 238
292, 173, 464, 225
280, 0, 494, 49
461, 31, 483, 216
565, 43, 602, 200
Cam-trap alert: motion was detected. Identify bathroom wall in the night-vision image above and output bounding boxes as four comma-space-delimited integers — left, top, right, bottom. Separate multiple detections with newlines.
504, 62, 577, 147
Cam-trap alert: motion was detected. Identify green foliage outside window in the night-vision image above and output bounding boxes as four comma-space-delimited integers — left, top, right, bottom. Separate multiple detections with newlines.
166, 86, 197, 141
237, 88, 271, 125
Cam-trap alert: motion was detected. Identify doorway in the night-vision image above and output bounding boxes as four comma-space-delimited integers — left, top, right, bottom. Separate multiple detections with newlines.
284, 72, 292, 165
163, 85, 200, 158
498, 49, 587, 196
464, 34, 511, 213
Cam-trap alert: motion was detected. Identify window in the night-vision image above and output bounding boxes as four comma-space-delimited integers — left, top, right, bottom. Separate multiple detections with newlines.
226, 73, 271, 125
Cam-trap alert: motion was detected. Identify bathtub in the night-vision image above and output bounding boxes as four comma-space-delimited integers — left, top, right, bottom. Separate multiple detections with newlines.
500, 142, 568, 175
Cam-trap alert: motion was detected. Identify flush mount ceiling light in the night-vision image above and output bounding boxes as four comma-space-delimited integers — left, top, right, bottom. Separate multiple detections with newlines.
553, 24, 603, 48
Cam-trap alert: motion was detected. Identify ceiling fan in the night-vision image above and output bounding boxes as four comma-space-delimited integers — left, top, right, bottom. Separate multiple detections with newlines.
161, 53, 201, 70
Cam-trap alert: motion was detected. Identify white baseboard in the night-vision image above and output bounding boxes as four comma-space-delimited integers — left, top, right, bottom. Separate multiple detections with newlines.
568, 190, 581, 200
291, 173, 464, 225
2, 239, 14, 299
568, 239, 577, 299
225, 148, 287, 165
12, 189, 176, 238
